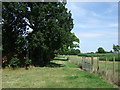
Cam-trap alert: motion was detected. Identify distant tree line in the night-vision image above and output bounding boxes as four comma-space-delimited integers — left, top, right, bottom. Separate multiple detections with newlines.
97, 44, 120, 54
2, 2, 79, 68
56, 48, 80, 55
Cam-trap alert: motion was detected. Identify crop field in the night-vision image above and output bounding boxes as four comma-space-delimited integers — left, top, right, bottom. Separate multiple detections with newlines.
78, 53, 120, 61
2, 57, 117, 88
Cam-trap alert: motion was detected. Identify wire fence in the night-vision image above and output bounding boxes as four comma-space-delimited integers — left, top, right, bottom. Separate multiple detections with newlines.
68, 55, 120, 86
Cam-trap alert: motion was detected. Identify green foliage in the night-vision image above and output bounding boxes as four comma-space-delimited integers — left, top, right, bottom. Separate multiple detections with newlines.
69, 49, 80, 55
25, 57, 32, 65
15, 36, 27, 52
56, 48, 80, 55
113, 44, 120, 53
97, 47, 106, 53
2, 2, 27, 56
9, 55, 20, 68
2, 2, 79, 67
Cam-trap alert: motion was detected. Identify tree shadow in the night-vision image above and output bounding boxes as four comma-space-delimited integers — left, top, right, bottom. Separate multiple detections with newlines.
46, 62, 65, 68
45, 57, 69, 68
53, 58, 68, 61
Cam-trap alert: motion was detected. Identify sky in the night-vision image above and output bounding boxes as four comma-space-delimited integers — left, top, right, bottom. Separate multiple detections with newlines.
66, 2, 118, 53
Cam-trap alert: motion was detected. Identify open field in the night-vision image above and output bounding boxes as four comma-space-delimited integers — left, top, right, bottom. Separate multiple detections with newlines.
2, 57, 116, 88
68, 55, 119, 72
78, 53, 120, 61
68, 55, 120, 86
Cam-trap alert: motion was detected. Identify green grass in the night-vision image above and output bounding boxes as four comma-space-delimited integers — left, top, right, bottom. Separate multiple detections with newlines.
2, 57, 117, 88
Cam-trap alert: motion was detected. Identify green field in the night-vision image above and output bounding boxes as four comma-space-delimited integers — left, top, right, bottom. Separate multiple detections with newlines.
68, 55, 119, 72
78, 53, 120, 61
2, 57, 117, 88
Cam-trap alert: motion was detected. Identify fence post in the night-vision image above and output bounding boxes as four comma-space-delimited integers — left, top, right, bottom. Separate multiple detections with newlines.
84, 57, 86, 70
91, 56, 93, 72
105, 57, 107, 76
82, 57, 84, 70
97, 57, 99, 71
113, 56, 115, 82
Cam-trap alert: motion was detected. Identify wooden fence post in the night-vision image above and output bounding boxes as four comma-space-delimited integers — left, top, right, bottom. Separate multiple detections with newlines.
105, 57, 107, 76
97, 57, 99, 71
84, 57, 86, 70
91, 56, 93, 72
82, 57, 84, 70
113, 56, 115, 82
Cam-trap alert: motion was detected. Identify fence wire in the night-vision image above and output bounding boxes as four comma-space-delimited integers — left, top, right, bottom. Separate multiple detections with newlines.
68, 55, 120, 86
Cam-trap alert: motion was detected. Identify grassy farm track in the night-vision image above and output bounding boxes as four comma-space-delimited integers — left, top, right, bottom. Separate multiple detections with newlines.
2, 59, 117, 88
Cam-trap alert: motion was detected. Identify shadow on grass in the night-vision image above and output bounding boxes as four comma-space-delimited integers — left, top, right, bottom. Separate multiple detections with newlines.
46, 62, 65, 68
46, 57, 68, 68
53, 58, 68, 61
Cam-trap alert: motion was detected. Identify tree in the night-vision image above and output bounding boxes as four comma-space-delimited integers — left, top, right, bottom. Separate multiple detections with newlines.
9, 54, 20, 69
55, 32, 80, 55
113, 44, 120, 53
97, 47, 105, 53
2, 2, 28, 66
2, 2, 79, 67
27, 2, 77, 66
68, 49, 80, 55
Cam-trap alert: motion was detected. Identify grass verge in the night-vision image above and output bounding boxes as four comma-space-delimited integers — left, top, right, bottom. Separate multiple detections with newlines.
2, 57, 117, 88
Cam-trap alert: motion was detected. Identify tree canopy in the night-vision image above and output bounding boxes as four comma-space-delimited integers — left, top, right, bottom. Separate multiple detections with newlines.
2, 2, 79, 67
97, 47, 105, 53
113, 44, 120, 53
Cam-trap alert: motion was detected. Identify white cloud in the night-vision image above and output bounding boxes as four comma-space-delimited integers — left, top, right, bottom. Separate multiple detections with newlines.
104, 3, 118, 14
66, 3, 87, 18
74, 29, 117, 39
108, 23, 118, 27
66, 2, 117, 23
66, 3, 117, 29
91, 11, 101, 17
75, 22, 117, 29
75, 32, 104, 38
75, 23, 87, 28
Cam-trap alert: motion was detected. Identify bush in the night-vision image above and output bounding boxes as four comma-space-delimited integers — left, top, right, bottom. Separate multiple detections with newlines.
24, 57, 32, 70
25, 57, 32, 65
9, 54, 20, 69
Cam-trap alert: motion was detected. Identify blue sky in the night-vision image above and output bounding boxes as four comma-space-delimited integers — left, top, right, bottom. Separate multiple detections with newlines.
66, 2, 118, 53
